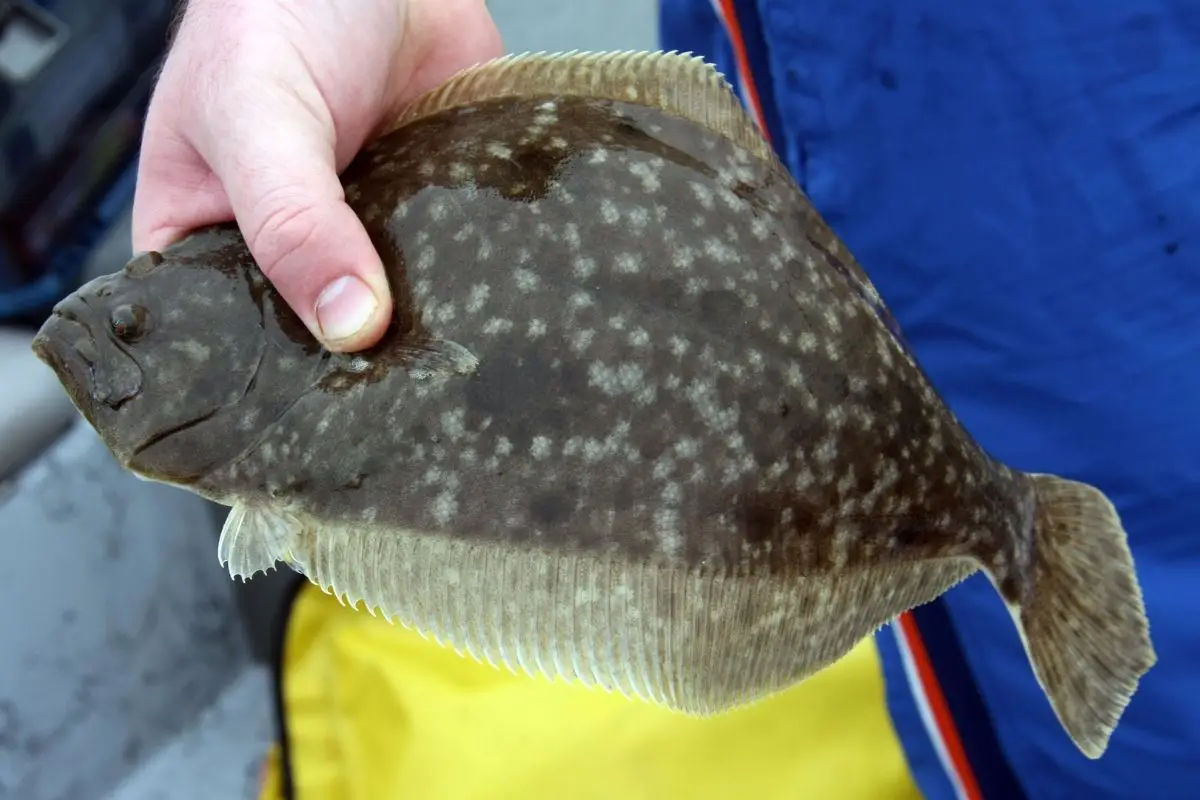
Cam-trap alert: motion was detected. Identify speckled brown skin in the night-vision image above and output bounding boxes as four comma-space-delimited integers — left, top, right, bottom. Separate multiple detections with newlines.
42, 91, 1033, 590
32, 52, 1152, 759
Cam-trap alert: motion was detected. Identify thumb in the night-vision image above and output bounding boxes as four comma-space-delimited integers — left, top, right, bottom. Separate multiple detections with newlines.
212, 103, 393, 353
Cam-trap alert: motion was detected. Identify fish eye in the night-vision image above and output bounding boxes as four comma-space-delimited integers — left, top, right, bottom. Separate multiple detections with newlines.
110, 304, 152, 342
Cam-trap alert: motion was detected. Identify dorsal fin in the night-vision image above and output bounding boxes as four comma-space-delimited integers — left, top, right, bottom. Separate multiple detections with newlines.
382, 49, 779, 167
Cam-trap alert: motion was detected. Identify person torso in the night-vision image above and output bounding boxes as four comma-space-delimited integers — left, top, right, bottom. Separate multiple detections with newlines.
662, 1, 1200, 796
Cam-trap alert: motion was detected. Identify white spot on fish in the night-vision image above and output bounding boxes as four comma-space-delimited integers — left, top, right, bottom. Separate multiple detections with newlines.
467, 283, 490, 313
570, 329, 595, 353
486, 142, 513, 159
440, 408, 467, 441
672, 246, 695, 271
703, 237, 738, 264
563, 223, 581, 249
573, 256, 597, 279
627, 206, 650, 229
689, 182, 714, 209
482, 318, 513, 335
629, 161, 661, 192
614, 253, 641, 274
168, 340, 211, 361
600, 200, 620, 224
530, 436, 552, 460
513, 268, 539, 292
431, 491, 458, 526
416, 247, 436, 271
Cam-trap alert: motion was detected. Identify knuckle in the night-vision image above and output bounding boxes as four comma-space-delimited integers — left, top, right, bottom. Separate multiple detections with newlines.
245, 194, 324, 279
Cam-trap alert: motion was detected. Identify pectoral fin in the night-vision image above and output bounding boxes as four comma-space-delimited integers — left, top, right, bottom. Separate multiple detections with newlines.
216, 502, 303, 581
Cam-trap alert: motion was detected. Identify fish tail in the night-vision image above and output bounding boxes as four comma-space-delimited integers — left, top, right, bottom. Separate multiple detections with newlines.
1014, 473, 1156, 759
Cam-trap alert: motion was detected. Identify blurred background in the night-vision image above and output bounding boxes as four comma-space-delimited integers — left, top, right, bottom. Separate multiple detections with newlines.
0, 1, 657, 798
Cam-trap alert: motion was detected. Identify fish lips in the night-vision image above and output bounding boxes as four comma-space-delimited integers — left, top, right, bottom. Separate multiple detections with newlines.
32, 310, 143, 425
32, 313, 98, 418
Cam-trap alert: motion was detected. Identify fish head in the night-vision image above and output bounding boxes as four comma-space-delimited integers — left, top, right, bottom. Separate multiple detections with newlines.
31, 225, 303, 488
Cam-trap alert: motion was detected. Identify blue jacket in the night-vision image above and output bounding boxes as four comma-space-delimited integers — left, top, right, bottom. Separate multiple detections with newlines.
660, 1, 1199, 797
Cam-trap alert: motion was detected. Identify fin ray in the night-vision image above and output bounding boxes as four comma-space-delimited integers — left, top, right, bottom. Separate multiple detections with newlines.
216, 503, 302, 581
287, 520, 978, 712
383, 50, 779, 168
1017, 474, 1157, 759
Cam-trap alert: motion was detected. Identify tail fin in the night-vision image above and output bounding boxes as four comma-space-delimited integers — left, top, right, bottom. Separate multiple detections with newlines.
1014, 474, 1156, 759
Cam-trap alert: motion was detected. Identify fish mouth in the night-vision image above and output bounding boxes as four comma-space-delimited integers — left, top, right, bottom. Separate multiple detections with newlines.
31, 312, 99, 423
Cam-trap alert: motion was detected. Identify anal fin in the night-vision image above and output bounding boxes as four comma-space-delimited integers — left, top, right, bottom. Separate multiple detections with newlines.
285, 519, 980, 714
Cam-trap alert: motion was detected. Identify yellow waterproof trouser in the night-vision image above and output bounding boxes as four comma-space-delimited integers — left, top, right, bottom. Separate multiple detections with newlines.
258, 582, 922, 799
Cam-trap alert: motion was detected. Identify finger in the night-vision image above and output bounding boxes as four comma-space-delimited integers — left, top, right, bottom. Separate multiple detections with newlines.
130, 122, 233, 254
210, 103, 393, 353
130, 17, 237, 255
396, 0, 504, 105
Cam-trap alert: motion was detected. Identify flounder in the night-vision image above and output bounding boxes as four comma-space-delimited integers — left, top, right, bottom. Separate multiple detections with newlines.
31, 50, 1154, 759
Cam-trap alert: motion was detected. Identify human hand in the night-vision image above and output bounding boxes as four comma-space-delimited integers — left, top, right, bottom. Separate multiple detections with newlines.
131, 0, 503, 352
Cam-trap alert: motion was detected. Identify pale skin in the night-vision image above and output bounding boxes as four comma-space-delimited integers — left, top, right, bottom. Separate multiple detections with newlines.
131, 0, 503, 352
